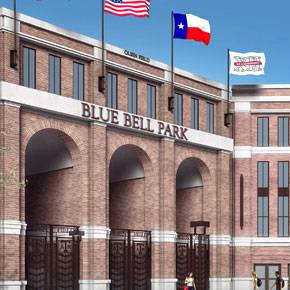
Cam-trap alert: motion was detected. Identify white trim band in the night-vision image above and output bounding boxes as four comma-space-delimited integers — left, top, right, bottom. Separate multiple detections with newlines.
233, 237, 290, 247
151, 278, 178, 290
0, 220, 27, 235
151, 231, 177, 243
79, 280, 111, 290
80, 226, 111, 240
210, 235, 231, 245
0, 281, 27, 290
234, 146, 290, 158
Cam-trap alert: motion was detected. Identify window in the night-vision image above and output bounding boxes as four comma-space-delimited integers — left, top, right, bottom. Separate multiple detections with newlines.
49, 55, 61, 95
128, 79, 137, 114
107, 72, 118, 109
258, 117, 269, 146
73, 62, 84, 100
278, 117, 289, 146
147, 84, 156, 119
23, 47, 36, 88
254, 264, 280, 290
278, 161, 289, 237
258, 161, 269, 237
174, 93, 183, 125
206, 102, 214, 133
191, 98, 199, 129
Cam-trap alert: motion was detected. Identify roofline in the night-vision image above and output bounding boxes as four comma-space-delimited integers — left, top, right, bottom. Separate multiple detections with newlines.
233, 84, 290, 90
0, 6, 227, 91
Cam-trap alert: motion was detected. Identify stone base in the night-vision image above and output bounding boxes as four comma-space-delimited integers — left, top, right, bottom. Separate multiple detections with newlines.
79, 280, 111, 290
151, 278, 177, 290
0, 281, 27, 290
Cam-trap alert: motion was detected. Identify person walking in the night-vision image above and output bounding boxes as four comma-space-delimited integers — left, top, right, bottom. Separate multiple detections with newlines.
185, 272, 197, 290
271, 271, 284, 290
252, 271, 260, 290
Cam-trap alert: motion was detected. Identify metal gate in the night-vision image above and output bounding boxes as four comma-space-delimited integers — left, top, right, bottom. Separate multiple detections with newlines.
109, 229, 151, 290
26, 224, 81, 290
176, 233, 210, 290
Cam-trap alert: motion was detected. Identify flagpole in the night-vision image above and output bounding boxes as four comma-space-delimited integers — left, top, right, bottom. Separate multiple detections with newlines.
169, 11, 174, 111
99, 0, 106, 93
225, 48, 231, 126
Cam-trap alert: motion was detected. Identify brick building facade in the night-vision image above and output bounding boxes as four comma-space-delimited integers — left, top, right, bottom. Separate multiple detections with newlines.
0, 7, 287, 290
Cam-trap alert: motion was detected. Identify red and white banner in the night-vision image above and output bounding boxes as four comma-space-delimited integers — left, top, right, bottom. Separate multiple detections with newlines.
229, 51, 266, 75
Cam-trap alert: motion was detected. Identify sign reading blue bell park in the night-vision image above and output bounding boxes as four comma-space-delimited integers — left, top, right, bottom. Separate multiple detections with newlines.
81, 102, 188, 141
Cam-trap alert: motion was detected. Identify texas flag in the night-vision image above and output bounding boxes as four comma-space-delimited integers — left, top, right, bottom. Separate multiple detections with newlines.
173, 13, 211, 45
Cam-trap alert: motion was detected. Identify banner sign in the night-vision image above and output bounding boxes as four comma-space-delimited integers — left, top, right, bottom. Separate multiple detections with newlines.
229, 51, 266, 75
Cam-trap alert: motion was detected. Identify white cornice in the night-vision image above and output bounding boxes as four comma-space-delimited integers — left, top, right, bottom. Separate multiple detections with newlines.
0, 220, 27, 235
234, 146, 290, 158
80, 226, 111, 240
232, 237, 290, 247
151, 231, 177, 243
0, 7, 226, 92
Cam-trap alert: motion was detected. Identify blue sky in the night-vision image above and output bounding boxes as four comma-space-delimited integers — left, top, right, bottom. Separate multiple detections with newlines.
1, 0, 290, 85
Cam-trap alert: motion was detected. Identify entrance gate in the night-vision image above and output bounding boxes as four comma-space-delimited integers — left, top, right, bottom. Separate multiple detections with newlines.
176, 233, 210, 290
26, 224, 81, 290
109, 229, 151, 290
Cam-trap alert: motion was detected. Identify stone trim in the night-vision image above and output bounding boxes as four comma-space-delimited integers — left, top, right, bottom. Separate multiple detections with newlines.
151, 278, 178, 290
151, 231, 177, 243
79, 280, 111, 290
209, 235, 231, 245
234, 146, 290, 158
80, 226, 111, 240
232, 237, 290, 247
0, 220, 27, 235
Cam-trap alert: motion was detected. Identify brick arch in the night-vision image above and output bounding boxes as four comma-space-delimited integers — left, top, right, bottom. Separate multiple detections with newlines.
108, 142, 153, 177
23, 123, 83, 164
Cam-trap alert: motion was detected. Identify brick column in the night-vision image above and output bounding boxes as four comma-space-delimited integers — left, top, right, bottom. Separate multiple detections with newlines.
79, 122, 110, 290
0, 103, 27, 289
151, 138, 177, 290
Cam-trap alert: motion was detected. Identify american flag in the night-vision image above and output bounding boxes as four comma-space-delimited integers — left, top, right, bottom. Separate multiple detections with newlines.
104, 0, 150, 18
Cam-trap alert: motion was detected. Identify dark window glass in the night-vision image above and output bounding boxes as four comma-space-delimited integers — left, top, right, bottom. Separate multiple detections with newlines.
23, 47, 36, 89
278, 117, 289, 147
107, 72, 118, 109
49, 55, 61, 95
278, 161, 289, 188
258, 161, 269, 188
191, 98, 199, 129
278, 195, 288, 237
128, 79, 137, 114
258, 196, 269, 237
73, 62, 84, 100
207, 102, 214, 133
254, 264, 280, 290
147, 84, 156, 119
174, 93, 183, 125
258, 117, 269, 146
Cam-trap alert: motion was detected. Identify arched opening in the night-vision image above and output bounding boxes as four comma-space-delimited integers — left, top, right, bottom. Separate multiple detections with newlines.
109, 144, 147, 229
109, 144, 151, 290
25, 129, 81, 290
176, 158, 205, 233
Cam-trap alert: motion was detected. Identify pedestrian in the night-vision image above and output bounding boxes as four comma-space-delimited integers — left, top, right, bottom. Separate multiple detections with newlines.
271, 271, 285, 290
185, 272, 197, 290
252, 271, 261, 290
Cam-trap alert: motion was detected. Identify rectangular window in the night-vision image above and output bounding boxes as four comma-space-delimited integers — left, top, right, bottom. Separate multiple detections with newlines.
128, 79, 137, 114
206, 102, 214, 133
174, 93, 183, 125
254, 264, 280, 290
147, 84, 156, 119
258, 161, 269, 237
107, 72, 118, 109
258, 117, 269, 146
278, 117, 289, 147
278, 161, 289, 237
23, 47, 36, 89
49, 55, 61, 95
73, 62, 84, 100
191, 98, 199, 129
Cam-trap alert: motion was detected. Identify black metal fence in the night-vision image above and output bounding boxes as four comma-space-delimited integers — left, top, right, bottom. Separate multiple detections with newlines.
109, 229, 151, 290
176, 233, 210, 290
26, 224, 80, 290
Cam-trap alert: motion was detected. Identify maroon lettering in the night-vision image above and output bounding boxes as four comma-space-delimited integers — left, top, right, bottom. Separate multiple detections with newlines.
99, 107, 110, 122
124, 113, 132, 127
158, 121, 165, 134
173, 125, 181, 139
111, 110, 119, 124
180, 127, 188, 141
132, 115, 140, 129
81, 102, 91, 118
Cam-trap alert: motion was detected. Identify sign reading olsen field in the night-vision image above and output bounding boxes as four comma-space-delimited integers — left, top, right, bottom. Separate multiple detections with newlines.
82, 102, 188, 141
81, 102, 233, 152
